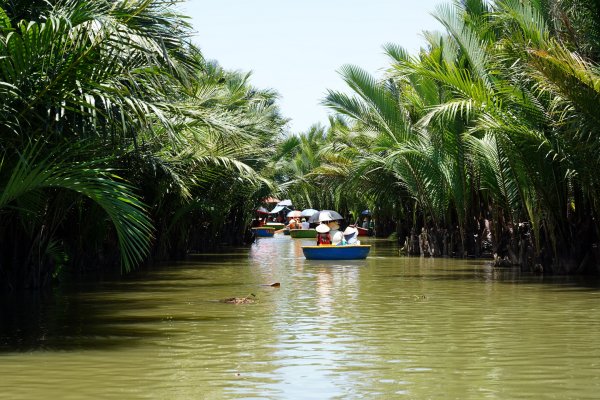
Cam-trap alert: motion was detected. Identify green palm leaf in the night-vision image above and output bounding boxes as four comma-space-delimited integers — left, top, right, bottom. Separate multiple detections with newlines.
0, 143, 153, 272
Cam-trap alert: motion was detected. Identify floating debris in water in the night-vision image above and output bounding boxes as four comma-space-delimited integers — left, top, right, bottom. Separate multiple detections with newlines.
259, 282, 280, 287
220, 293, 257, 304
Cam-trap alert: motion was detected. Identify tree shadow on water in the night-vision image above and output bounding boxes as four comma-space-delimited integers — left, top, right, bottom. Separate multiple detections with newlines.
0, 285, 231, 353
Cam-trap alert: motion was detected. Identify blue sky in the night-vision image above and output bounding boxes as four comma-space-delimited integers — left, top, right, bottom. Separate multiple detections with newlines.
181, 1, 443, 133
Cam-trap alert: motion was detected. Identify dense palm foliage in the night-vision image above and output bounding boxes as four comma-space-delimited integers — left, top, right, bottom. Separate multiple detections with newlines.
279, 0, 600, 274
2, 0, 598, 289
0, 0, 286, 289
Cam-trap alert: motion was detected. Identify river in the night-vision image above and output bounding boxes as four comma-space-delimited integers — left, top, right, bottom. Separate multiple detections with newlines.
1, 235, 600, 399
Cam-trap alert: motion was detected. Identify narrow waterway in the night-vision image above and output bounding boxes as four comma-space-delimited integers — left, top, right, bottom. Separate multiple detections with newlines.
1, 235, 600, 399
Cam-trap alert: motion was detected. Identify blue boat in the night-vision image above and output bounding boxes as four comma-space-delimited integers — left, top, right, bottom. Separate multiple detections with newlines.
301, 245, 371, 260
252, 227, 275, 237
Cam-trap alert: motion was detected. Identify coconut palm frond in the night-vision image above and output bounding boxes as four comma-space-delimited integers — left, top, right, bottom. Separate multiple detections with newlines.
0, 144, 153, 272
433, 2, 491, 87
494, 0, 549, 47
336, 64, 411, 143
527, 45, 600, 150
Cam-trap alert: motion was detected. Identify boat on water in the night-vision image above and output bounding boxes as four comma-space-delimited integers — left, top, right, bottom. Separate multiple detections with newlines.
264, 222, 285, 230
283, 228, 290, 235
357, 227, 369, 237
252, 227, 276, 237
301, 245, 371, 260
289, 228, 317, 238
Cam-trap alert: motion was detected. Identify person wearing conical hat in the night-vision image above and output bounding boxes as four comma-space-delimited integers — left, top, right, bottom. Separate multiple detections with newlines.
343, 225, 360, 245
328, 220, 343, 245
318, 212, 343, 245
316, 223, 331, 245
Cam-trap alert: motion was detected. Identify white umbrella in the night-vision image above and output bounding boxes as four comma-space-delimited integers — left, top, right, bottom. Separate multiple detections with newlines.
286, 210, 302, 218
308, 210, 343, 224
300, 208, 318, 217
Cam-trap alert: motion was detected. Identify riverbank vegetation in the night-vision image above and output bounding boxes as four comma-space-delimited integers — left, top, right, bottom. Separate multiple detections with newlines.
0, 0, 286, 289
1, 0, 599, 290
277, 0, 600, 274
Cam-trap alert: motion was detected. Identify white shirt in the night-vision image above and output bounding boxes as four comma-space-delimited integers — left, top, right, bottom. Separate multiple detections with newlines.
301, 221, 309, 229
330, 230, 343, 245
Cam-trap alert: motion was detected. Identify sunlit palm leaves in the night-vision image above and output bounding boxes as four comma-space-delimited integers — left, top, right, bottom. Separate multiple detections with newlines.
0, 1, 196, 146
0, 1, 287, 287
290, 0, 600, 272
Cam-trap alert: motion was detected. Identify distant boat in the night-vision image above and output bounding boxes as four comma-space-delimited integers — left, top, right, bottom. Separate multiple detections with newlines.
290, 228, 317, 238
264, 222, 285, 230
252, 227, 275, 237
357, 227, 369, 237
301, 245, 371, 260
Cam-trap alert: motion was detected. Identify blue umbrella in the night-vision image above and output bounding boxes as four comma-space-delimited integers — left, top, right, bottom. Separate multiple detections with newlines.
361, 209, 371, 216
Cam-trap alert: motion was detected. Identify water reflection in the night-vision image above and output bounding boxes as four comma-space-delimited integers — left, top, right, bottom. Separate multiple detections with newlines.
1, 235, 600, 399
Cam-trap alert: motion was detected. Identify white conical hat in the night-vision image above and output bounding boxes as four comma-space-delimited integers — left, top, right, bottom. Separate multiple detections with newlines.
343, 226, 358, 236
316, 223, 330, 233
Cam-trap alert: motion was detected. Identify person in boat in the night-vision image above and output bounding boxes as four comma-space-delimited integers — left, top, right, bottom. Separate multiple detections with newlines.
319, 212, 343, 245
328, 220, 343, 245
301, 218, 309, 230
287, 218, 298, 230
316, 223, 331, 245
343, 226, 360, 245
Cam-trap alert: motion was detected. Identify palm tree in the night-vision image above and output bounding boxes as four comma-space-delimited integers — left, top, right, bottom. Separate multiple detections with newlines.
308, 0, 600, 272
127, 62, 287, 258
0, 0, 200, 287
495, 0, 600, 272
0, 143, 153, 288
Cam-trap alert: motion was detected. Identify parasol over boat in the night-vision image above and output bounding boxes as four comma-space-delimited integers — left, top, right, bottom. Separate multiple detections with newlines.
286, 210, 302, 218
300, 208, 318, 217
307, 210, 344, 224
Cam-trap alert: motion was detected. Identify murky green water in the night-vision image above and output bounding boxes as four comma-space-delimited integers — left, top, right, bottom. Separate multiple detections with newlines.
1, 235, 600, 399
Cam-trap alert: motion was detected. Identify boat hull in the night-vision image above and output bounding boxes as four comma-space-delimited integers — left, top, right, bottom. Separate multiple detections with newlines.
301, 245, 371, 260
290, 229, 317, 238
252, 227, 275, 237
